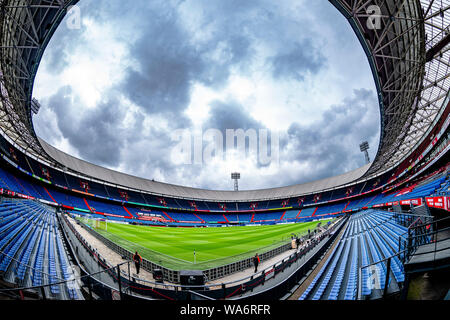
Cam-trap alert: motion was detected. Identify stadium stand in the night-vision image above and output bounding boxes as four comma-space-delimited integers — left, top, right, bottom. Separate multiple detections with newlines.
0, 0, 448, 302
1, 158, 448, 229
0, 198, 80, 299
299, 209, 409, 300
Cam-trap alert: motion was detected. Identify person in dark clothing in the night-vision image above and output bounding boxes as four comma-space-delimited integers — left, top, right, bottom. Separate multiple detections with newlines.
133, 251, 142, 275
253, 253, 260, 273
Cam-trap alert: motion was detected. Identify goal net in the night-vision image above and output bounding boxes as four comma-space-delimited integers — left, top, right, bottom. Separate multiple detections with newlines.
95, 219, 107, 231
82, 215, 107, 231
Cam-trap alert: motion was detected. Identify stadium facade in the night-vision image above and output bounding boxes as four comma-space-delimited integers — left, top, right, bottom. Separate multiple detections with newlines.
0, 0, 449, 301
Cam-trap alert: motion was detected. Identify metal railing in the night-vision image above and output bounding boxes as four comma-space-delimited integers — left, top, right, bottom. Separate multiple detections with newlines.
117, 216, 347, 300
73, 212, 340, 283
358, 253, 405, 300
399, 215, 450, 265
0, 213, 346, 300
353, 211, 430, 300
358, 213, 450, 300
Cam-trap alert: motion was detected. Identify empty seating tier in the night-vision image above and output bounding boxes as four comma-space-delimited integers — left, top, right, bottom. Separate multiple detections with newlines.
299, 209, 408, 300
0, 198, 79, 299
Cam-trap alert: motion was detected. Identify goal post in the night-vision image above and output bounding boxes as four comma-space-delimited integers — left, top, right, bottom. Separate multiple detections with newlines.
81, 215, 107, 231
82, 214, 93, 227
95, 218, 107, 231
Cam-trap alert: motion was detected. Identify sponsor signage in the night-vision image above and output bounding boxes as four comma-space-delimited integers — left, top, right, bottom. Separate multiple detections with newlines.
137, 212, 168, 222
103, 212, 130, 219
426, 196, 448, 210
0, 188, 34, 200
400, 198, 422, 206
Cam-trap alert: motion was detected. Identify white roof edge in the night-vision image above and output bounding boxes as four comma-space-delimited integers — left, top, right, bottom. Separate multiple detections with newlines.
38, 137, 371, 201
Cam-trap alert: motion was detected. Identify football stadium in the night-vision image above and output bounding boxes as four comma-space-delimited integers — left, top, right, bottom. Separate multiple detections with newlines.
0, 0, 449, 304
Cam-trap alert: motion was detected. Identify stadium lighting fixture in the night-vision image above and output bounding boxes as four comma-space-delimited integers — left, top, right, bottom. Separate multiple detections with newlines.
360, 141, 370, 164
31, 98, 41, 115
231, 172, 240, 191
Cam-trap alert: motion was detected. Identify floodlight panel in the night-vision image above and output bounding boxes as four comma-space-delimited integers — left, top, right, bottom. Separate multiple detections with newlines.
360, 141, 369, 152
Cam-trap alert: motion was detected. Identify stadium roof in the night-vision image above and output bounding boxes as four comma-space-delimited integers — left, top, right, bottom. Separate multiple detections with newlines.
0, 0, 449, 200
332, 0, 450, 176
39, 137, 372, 200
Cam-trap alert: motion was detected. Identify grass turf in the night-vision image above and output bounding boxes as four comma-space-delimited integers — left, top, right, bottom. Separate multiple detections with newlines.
84, 218, 333, 270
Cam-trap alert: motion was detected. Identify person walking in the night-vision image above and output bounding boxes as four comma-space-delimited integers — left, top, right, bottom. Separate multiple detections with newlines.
253, 253, 260, 273
133, 251, 142, 275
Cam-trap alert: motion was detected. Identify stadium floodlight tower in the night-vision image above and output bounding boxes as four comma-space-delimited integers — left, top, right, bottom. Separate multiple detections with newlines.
231, 172, 240, 191
360, 141, 370, 164
31, 98, 41, 115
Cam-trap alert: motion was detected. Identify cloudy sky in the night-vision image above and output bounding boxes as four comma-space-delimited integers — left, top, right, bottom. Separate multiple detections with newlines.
32, 0, 380, 191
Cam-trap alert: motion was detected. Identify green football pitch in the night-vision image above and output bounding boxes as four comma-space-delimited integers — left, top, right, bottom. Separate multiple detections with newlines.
83, 218, 333, 270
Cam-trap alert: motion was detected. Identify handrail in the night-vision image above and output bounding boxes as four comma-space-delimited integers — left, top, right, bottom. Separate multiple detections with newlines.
402, 227, 450, 256
409, 214, 450, 229
0, 260, 130, 293
360, 250, 405, 269
187, 290, 216, 300
357, 265, 362, 300
397, 214, 450, 263
0, 249, 66, 282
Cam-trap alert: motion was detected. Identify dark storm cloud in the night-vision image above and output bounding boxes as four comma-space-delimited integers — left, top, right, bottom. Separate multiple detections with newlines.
120, 18, 201, 127
115, 121, 210, 188
280, 88, 379, 184
45, 86, 131, 167
118, 0, 259, 126
269, 39, 326, 81
204, 99, 280, 168
42, 0, 328, 131
32, 106, 63, 146
204, 99, 269, 155
34, 0, 380, 190
205, 99, 265, 133
41, 24, 77, 75
197, 34, 255, 89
